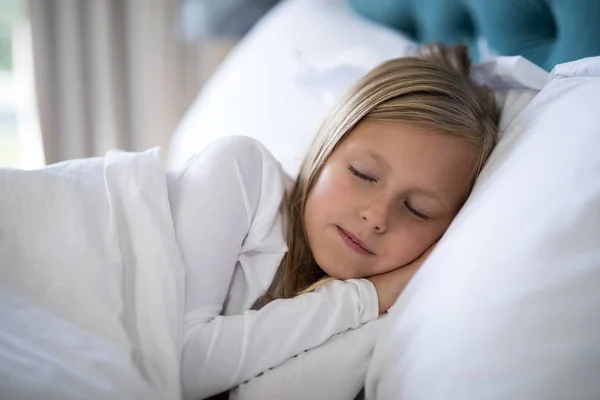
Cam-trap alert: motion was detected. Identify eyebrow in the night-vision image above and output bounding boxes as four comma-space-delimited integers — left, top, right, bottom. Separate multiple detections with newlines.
413, 188, 443, 202
362, 150, 389, 169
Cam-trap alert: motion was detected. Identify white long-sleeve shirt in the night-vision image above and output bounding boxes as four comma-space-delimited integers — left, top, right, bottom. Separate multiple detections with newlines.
230, 316, 388, 400
167, 136, 379, 400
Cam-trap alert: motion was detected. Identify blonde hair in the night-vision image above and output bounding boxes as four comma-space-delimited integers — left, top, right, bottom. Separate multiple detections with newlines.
252, 43, 499, 309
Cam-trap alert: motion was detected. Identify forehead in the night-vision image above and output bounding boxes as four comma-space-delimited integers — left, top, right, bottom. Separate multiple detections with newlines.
339, 120, 479, 204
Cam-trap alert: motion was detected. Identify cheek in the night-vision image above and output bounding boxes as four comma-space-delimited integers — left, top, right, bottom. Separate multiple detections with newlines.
381, 230, 426, 270
304, 166, 358, 272
307, 166, 355, 218
376, 221, 449, 273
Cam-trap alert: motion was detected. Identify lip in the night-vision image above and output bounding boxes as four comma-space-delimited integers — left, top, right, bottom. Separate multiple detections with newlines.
336, 226, 375, 255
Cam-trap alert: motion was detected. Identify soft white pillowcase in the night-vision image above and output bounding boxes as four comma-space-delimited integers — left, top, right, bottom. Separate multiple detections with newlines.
366, 56, 600, 400
297, 54, 547, 141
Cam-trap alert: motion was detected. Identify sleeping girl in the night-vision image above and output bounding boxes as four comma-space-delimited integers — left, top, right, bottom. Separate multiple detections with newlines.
167, 43, 499, 400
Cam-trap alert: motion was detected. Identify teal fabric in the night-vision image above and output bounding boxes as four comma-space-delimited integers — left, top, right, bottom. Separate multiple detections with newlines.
350, 0, 417, 40
349, 0, 600, 71
412, 0, 479, 61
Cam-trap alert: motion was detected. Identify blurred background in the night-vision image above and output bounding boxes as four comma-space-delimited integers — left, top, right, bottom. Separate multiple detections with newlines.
3, 0, 599, 173
0, 0, 32, 167
0, 0, 278, 168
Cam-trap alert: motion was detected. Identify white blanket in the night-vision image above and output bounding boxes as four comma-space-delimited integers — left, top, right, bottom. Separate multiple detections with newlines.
0, 149, 184, 399
0, 147, 389, 400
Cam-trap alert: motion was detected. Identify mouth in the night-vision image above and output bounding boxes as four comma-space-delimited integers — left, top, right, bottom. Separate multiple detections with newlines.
336, 226, 375, 255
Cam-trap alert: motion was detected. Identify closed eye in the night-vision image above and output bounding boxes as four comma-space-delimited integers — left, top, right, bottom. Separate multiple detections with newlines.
404, 200, 430, 221
348, 165, 377, 183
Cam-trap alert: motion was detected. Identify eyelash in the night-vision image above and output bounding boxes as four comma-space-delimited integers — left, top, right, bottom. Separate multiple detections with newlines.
348, 165, 377, 183
349, 164, 430, 221
404, 200, 430, 221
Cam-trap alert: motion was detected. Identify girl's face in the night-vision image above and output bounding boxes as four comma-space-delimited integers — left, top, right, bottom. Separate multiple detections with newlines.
304, 121, 478, 279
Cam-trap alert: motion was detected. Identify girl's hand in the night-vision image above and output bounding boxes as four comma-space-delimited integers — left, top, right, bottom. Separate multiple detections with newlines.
367, 243, 437, 314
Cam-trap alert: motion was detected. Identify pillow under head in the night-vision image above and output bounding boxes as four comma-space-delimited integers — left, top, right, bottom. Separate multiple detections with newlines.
366, 56, 600, 400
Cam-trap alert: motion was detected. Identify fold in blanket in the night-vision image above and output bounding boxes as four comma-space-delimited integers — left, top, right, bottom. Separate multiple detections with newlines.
0, 149, 184, 399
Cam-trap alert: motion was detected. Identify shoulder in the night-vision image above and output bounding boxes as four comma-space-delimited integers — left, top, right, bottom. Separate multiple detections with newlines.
188, 136, 289, 202
208, 136, 288, 192
180, 135, 288, 188
201, 136, 279, 168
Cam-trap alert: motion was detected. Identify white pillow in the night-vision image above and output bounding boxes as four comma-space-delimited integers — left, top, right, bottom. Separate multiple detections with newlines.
168, 0, 415, 177
296, 54, 547, 140
366, 56, 600, 400
471, 56, 547, 135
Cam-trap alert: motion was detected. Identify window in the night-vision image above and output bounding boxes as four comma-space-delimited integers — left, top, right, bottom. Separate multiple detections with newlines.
0, 0, 44, 168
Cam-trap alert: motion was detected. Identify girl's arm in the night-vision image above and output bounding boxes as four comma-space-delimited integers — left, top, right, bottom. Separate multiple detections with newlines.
167, 137, 378, 400
229, 316, 388, 400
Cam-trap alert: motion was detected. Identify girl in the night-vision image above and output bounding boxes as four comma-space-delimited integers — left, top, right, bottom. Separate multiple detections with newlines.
168, 44, 499, 399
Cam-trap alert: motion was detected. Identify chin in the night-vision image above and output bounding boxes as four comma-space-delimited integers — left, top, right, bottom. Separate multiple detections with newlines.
312, 236, 364, 279
319, 262, 360, 280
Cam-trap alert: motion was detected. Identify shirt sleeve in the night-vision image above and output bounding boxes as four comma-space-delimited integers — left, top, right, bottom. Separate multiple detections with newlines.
166, 136, 379, 400
229, 316, 389, 400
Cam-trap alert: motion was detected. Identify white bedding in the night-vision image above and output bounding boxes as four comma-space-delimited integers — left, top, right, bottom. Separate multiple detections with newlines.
4, 0, 582, 396
0, 150, 184, 399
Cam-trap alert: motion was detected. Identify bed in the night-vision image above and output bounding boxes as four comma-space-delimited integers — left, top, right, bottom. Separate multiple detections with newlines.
167, 0, 600, 399
2, 0, 600, 399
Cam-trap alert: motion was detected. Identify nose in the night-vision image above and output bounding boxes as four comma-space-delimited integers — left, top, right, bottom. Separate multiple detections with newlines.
360, 198, 389, 233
